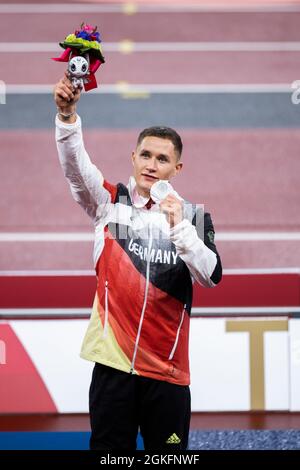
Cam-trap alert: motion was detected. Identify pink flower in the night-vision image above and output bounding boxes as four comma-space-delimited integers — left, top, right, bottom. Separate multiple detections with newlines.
83, 24, 94, 33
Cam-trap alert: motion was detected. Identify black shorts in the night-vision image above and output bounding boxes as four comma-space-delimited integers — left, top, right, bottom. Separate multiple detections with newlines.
89, 362, 191, 451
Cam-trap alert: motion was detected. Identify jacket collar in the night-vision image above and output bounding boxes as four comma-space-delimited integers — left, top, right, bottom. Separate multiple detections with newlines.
127, 176, 153, 209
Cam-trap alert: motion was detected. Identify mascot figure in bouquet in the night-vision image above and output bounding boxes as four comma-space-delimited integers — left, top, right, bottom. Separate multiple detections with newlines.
52, 22, 105, 91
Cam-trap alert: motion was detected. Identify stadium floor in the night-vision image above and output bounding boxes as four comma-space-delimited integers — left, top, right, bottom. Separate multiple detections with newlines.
0, 429, 300, 450
1, 412, 300, 450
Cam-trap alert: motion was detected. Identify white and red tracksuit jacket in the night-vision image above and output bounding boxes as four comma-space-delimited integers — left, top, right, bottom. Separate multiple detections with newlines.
56, 115, 222, 385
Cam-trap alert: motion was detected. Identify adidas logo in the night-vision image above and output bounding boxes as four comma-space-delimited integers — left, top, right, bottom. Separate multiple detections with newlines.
166, 433, 181, 444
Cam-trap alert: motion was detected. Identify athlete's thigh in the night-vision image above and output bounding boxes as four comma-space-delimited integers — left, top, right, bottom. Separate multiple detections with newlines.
89, 363, 139, 450
138, 377, 191, 451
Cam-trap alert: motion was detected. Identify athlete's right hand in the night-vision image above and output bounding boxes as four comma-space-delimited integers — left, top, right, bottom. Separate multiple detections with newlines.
54, 72, 81, 112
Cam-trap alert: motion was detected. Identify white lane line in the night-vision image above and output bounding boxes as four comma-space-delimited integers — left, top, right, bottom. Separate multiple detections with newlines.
6, 84, 292, 94
223, 267, 300, 275
0, 268, 299, 276
0, 232, 300, 242
193, 307, 300, 314
0, 3, 300, 13
0, 308, 91, 316
217, 232, 300, 241
0, 308, 299, 318
0, 233, 94, 242
0, 270, 95, 276
2, 41, 300, 52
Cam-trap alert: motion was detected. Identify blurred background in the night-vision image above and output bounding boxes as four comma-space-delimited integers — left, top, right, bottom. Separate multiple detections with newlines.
0, 0, 300, 450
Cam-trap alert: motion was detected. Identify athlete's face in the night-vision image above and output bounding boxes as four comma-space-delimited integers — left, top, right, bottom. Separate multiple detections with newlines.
131, 136, 183, 198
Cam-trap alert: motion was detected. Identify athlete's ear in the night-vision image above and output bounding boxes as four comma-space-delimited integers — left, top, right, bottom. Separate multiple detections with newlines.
131, 151, 136, 166
174, 161, 183, 175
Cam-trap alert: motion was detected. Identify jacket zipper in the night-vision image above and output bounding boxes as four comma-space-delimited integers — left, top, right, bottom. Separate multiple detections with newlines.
101, 280, 109, 339
168, 304, 186, 361
130, 222, 153, 373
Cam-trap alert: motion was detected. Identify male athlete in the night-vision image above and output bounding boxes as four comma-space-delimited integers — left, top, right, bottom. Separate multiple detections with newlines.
54, 74, 222, 451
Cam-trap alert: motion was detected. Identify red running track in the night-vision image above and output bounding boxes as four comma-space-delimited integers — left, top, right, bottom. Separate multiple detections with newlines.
2, 11, 300, 43
1, 51, 299, 85
0, 129, 300, 270
0, 3, 299, 272
1, 129, 299, 231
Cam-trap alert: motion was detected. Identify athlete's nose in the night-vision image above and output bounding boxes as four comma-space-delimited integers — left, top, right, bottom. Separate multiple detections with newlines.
146, 157, 158, 172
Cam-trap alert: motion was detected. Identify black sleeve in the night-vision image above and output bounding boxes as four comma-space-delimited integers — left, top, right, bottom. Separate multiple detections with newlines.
192, 209, 223, 285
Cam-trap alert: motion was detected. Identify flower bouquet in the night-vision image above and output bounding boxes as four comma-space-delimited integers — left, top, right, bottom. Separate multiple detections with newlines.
52, 23, 105, 91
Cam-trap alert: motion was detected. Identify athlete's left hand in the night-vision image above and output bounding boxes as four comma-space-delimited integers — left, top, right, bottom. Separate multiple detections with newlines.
160, 194, 183, 228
